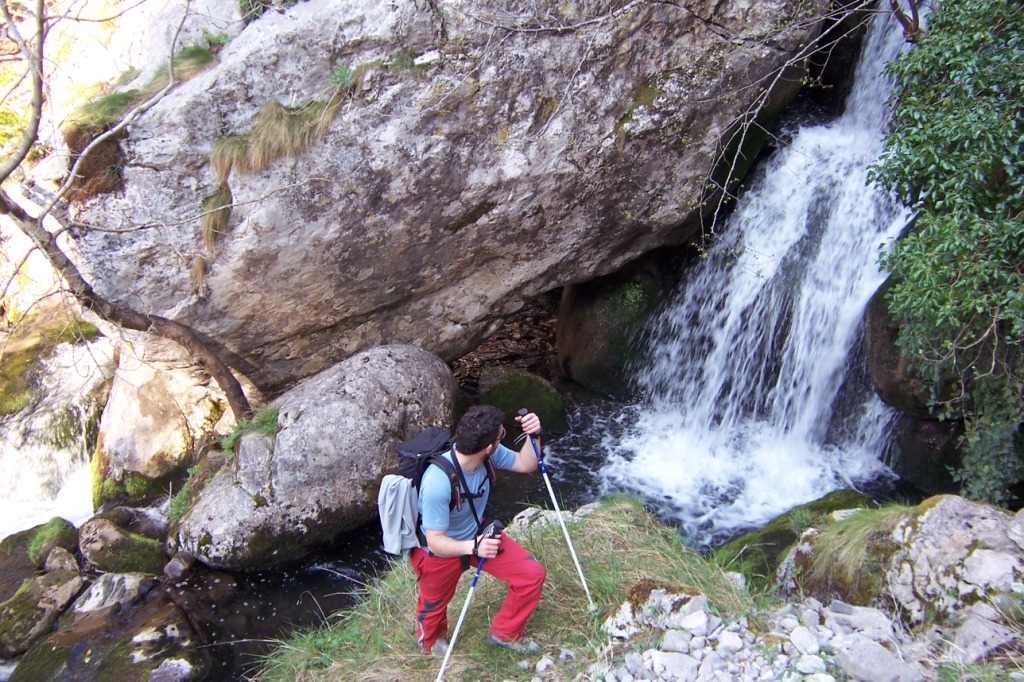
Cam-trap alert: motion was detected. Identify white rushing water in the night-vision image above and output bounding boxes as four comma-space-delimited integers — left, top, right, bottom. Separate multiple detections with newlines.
597, 13, 911, 545
0, 338, 114, 541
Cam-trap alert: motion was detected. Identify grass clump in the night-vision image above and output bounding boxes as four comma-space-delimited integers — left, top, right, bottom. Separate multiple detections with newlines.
218, 406, 279, 454
713, 488, 876, 590
208, 96, 342, 182
200, 182, 233, 252
254, 496, 752, 682
799, 504, 914, 604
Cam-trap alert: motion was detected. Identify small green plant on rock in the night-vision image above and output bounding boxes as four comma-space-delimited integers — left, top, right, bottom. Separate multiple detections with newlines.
330, 63, 354, 91
218, 406, 279, 454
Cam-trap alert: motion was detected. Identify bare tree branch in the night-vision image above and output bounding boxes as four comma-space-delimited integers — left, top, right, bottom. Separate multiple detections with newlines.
0, 0, 252, 420
0, 0, 44, 181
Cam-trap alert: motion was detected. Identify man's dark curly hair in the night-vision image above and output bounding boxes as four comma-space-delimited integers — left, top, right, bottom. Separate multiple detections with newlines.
455, 405, 505, 454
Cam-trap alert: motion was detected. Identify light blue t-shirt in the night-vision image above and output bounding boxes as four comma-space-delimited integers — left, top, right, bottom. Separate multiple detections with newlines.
419, 444, 516, 541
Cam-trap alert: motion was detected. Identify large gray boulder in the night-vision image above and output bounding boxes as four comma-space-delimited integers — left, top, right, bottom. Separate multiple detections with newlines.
68, 0, 827, 392
172, 344, 457, 569
777, 495, 1024, 628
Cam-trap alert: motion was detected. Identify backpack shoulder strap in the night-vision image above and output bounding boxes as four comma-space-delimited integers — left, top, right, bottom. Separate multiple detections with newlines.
427, 453, 462, 511
484, 456, 496, 485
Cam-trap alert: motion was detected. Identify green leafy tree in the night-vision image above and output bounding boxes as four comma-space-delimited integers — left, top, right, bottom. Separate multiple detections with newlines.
870, 0, 1023, 503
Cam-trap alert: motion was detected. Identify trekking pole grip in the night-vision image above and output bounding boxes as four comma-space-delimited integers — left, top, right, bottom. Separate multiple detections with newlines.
518, 408, 547, 473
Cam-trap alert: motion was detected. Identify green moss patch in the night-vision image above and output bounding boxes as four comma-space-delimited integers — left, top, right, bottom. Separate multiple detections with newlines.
27, 517, 78, 568
7, 640, 70, 681
479, 367, 569, 436
94, 468, 172, 510
0, 313, 102, 416
713, 489, 876, 590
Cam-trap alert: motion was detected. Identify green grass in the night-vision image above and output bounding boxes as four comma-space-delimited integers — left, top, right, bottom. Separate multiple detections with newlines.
218, 406, 279, 454
254, 496, 753, 682
168, 484, 192, 525
800, 504, 914, 603
935, 659, 1024, 682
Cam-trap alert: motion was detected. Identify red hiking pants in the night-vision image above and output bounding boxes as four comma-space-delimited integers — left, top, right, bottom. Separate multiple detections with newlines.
410, 533, 546, 650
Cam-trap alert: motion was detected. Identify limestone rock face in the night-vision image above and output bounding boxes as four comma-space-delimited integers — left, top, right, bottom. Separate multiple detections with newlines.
94, 337, 233, 506
886, 496, 1023, 625
173, 344, 457, 569
69, 0, 827, 391
776, 495, 1024, 628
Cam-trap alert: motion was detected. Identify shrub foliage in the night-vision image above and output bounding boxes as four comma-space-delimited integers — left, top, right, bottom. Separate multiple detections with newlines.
870, 0, 1024, 503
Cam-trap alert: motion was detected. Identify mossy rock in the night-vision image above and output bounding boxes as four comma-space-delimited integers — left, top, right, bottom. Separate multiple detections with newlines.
27, 517, 79, 569
91, 454, 174, 510
556, 260, 669, 397
0, 570, 85, 657
0, 528, 37, 604
478, 367, 569, 436
713, 489, 876, 590
78, 515, 168, 575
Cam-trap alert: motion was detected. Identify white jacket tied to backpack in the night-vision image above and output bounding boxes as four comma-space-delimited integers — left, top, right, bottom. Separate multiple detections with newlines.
377, 474, 419, 558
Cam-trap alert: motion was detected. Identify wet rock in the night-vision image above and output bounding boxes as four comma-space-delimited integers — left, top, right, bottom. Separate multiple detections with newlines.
557, 261, 670, 397
0, 570, 85, 657
102, 506, 169, 541
0, 528, 39, 604
163, 551, 197, 582
78, 515, 168, 575
9, 583, 211, 682
65, 573, 159, 623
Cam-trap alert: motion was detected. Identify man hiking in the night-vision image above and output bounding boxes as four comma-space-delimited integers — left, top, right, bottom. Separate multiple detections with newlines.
412, 404, 546, 655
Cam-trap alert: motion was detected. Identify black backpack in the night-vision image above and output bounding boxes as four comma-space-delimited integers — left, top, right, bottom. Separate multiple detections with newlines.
394, 426, 496, 512
378, 426, 499, 556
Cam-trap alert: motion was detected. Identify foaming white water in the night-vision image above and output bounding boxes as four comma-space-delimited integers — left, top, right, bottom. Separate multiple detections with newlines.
599, 14, 910, 544
0, 338, 114, 540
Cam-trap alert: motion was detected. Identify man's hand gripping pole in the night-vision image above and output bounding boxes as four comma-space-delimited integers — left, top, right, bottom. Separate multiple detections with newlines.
518, 409, 595, 611
434, 521, 504, 681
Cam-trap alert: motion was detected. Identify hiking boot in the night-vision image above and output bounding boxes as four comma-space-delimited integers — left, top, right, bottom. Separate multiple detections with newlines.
420, 638, 448, 656
484, 632, 540, 654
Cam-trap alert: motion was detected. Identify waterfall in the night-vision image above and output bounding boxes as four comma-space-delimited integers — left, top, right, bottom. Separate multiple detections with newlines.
596, 13, 911, 545
0, 338, 114, 541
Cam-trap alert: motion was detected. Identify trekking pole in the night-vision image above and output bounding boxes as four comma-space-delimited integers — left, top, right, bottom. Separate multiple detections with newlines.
518, 409, 596, 611
435, 520, 504, 682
